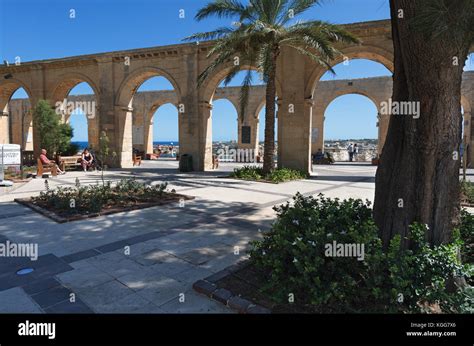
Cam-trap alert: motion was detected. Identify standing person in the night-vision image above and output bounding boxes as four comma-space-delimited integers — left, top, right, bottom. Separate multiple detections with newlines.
353, 144, 359, 161
39, 149, 65, 175
347, 143, 354, 162
81, 148, 94, 172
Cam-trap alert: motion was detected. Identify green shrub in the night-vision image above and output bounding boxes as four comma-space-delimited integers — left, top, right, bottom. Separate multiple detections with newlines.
230, 166, 308, 183
461, 180, 474, 204
459, 210, 474, 265
60, 142, 81, 156
249, 193, 473, 313
266, 167, 309, 182
33, 179, 169, 216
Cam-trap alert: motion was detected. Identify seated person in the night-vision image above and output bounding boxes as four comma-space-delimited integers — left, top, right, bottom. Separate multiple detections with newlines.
313, 149, 325, 163
39, 149, 65, 175
81, 148, 94, 172
212, 154, 219, 169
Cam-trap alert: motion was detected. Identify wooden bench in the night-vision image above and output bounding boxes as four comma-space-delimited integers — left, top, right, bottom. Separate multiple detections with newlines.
133, 153, 142, 166
37, 158, 57, 177
58, 155, 82, 171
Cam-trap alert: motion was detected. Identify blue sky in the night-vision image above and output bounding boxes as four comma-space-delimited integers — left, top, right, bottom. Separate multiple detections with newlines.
2, 0, 473, 142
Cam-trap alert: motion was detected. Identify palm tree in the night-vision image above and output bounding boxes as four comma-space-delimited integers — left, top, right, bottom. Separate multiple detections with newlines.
184, 0, 359, 174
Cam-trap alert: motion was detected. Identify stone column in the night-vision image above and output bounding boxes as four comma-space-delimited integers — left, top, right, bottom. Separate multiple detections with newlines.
83, 97, 99, 150
29, 65, 46, 156
115, 105, 133, 168
96, 57, 123, 167
311, 104, 325, 155
464, 111, 472, 167
277, 47, 312, 173
378, 111, 390, 155
277, 97, 312, 173
198, 101, 213, 170
0, 110, 8, 144
145, 116, 154, 154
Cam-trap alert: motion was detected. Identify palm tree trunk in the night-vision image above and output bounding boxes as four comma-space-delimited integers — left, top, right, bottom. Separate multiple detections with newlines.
373, 0, 471, 249
262, 53, 278, 174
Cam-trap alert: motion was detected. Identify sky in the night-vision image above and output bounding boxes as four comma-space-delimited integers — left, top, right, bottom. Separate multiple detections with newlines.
2, 0, 473, 142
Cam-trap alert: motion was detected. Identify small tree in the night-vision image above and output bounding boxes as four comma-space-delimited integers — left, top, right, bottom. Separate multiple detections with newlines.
95, 130, 116, 185
33, 100, 73, 156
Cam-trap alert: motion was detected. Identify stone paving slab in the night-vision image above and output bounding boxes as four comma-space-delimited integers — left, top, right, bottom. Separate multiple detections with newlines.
159, 289, 233, 313
76, 279, 136, 307
0, 287, 43, 313
93, 292, 162, 314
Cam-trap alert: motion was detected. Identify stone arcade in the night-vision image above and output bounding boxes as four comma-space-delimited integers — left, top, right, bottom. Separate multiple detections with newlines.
1, 20, 473, 172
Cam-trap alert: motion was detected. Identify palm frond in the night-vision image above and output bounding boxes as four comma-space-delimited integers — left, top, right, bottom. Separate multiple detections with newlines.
279, 0, 323, 25
183, 27, 234, 42
195, 0, 253, 22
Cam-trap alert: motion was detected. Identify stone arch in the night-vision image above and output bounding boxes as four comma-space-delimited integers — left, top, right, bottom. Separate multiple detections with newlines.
49, 72, 100, 104
144, 102, 180, 154
0, 79, 34, 146
50, 74, 100, 149
200, 63, 281, 104
212, 96, 239, 114
319, 92, 381, 158
306, 46, 394, 97
320, 90, 381, 116
0, 78, 33, 112
255, 98, 266, 119
116, 66, 181, 108
461, 94, 471, 114
115, 67, 181, 167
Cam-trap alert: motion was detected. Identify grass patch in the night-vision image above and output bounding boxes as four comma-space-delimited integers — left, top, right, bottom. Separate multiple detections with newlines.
230, 166, 309, 183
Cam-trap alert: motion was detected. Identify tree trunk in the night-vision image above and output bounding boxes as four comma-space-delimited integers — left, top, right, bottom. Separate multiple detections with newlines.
374, 0, 471, 249
262, 51, 278, 174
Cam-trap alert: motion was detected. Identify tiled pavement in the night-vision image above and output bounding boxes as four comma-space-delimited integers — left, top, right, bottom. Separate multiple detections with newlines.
1, 161, 471, 313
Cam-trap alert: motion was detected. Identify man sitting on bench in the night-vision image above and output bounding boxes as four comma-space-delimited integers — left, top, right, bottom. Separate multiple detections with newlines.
39, 149, 65, 175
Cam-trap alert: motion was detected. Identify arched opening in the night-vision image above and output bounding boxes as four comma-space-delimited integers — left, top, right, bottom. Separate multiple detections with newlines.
149, 103, 179, 160
211, 99, 238, 162
464, 52, 474, 72
9, 88, 33, 150
322, 94, 379, 162
203, 68, 277, 167
65, 82, 95, 154
0, 82, 33, 151
52, 78, 98, 153
311, 58, 393, 163
127, 74, 178, 166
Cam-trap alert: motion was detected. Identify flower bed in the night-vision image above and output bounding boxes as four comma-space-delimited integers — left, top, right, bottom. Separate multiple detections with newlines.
229, 166, 309, 183
15, 179, 193, 223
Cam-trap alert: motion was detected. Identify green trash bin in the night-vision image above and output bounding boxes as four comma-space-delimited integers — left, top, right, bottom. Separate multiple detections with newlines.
179, 154, 193, 172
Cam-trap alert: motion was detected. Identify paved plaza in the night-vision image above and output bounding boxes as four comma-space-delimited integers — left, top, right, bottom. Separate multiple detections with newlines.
0, 161, 472, 313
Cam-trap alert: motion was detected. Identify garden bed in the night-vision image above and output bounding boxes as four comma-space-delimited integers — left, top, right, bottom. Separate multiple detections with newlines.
229, 166, 309, 183
196, 193, 473, 314
194, 261, 315, 313
15, 179, 194, 223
